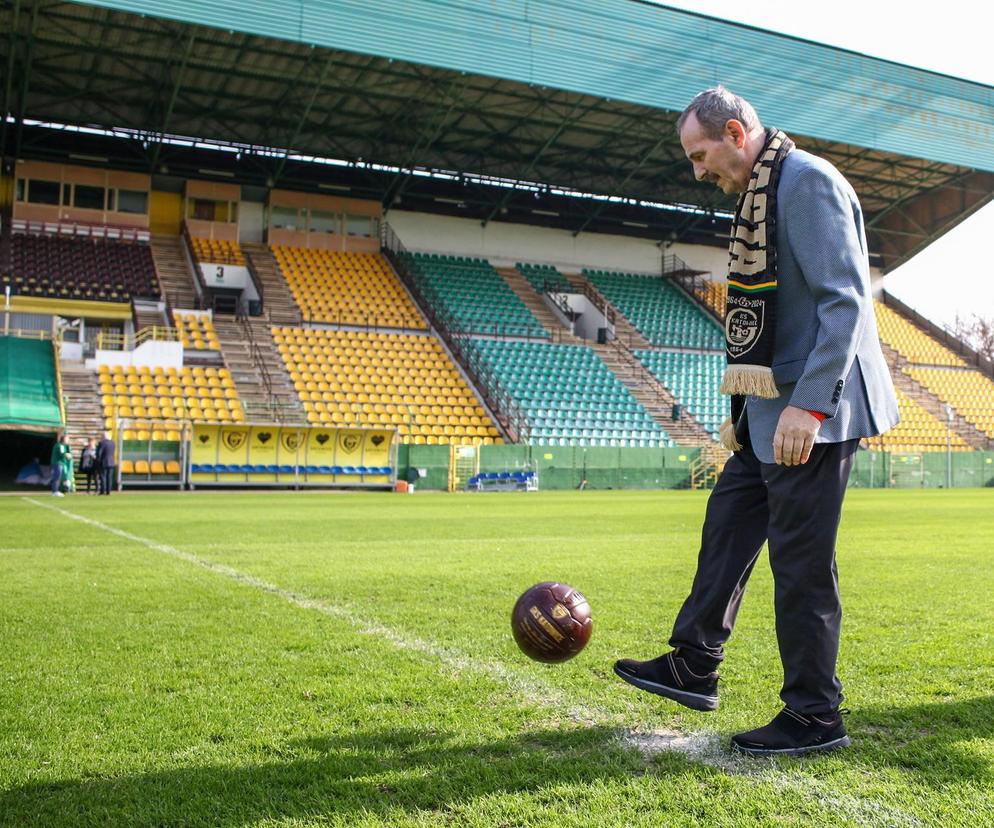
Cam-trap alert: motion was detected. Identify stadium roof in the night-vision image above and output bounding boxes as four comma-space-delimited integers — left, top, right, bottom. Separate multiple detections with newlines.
3, 0, 994, 271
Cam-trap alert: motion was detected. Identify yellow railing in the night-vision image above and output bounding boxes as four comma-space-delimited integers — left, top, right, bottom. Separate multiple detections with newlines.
95, 326, 178, 351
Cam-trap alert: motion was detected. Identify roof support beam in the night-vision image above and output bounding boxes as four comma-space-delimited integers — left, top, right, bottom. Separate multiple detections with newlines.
150, 30, 196, 168
271, 54, 335, 186
0, 0, 23, 162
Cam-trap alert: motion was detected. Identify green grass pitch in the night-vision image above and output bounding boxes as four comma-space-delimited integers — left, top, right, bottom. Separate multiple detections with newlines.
1, 489, 992, 827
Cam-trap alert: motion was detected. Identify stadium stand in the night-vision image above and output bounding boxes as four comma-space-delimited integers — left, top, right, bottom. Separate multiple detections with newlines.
0, 336, 63, 430
694, 280, 726, 319
906, 367, 994, 439
583, 269, 723, 349
517, 262, 573, 294
463, 339, 671, 447
172, 311, 221, 352
273, 326, 502, 445
874, 300, 966, 366
97, 364, 244, 425
271, 246, 425, 328
404, 253, 548, 338
190, 236, 245, 265
863, 387, 969, 453
8, 232, 159, 302
635, 350, 726, 440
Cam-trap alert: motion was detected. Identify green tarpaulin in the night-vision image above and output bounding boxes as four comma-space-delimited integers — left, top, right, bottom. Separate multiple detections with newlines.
0, 337, 63, 432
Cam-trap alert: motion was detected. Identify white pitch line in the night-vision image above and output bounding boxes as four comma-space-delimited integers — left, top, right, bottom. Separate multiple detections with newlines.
25, 497, 921, 828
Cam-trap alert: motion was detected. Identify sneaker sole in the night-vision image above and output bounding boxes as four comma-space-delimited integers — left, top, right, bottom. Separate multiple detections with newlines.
730, 734, 851, 757
613, 664, 718, 711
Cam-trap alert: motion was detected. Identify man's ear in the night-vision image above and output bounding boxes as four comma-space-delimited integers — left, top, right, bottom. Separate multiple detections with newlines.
724, 118, 747, 148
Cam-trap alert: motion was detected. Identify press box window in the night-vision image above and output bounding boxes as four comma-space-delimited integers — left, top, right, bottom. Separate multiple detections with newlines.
345, 213, 372, 237
73, 184, 106, 210
27, 179, 61, 205
117, 189, 148, 214
272, 205, 302, 230
308, 209, 337, 234
15, 178, 26, 201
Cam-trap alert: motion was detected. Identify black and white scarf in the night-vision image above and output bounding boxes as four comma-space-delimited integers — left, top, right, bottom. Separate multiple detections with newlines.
718, 128, 794, 451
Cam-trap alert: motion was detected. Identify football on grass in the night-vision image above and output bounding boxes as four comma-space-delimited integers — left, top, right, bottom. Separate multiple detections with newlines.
511, 582, 592, 663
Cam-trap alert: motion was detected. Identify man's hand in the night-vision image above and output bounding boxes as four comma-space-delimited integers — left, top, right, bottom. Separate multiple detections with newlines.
773, 405, 822, 466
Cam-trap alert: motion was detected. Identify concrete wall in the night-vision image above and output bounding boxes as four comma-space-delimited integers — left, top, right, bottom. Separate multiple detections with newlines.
387, 210, 728, 276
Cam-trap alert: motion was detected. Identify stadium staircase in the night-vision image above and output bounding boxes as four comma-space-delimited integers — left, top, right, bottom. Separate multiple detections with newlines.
878, 341, 991, 450
562, 272, 652, 349
591, 341, 714, 446
151, 234, 201, 311
689, 444, 729, 490
212, 316, 306, 424
241, 242, 303, 326
60, 363, 103, 486
496, 266, 581, 343
132, 303, 167, 332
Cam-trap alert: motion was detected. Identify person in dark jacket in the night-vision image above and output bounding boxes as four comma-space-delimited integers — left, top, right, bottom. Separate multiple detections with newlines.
96, 430, 117, 495
80, 437, 98, 494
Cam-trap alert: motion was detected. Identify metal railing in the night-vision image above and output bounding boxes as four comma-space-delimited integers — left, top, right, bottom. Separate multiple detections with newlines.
94, 325, 178, 352
381, 224, 530, 442
180, 222, 211, 310
243, 249, 266, 317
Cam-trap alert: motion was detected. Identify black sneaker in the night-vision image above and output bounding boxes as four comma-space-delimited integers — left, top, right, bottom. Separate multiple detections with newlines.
613, 651, 719, 711
731, 707, 851, 756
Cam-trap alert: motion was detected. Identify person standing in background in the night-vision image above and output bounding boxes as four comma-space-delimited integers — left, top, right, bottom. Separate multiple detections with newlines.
96, 430, 117, 495
80, 437, 98, 494
49, 432, 70, 497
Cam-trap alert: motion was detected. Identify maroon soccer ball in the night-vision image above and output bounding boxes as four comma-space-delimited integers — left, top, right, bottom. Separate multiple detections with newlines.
511, 582, 592, 663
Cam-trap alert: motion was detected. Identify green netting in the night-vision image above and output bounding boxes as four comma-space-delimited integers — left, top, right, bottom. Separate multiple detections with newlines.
479, 444, 531, 472
0, 337, 63, 431
405, 444, 450, 490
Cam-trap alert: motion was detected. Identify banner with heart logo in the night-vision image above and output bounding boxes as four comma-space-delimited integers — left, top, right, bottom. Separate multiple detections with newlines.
250, 427, 277, 465
190, 424, 219, 468
307, 429, 336, 465
362, 430, 393, 470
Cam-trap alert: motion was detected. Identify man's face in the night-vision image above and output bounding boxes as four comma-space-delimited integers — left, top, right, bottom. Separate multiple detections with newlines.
679, 112, 750, 194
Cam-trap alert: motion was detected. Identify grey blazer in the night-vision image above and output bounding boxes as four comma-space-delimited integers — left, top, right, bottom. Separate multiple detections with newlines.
743, 149, 899, 463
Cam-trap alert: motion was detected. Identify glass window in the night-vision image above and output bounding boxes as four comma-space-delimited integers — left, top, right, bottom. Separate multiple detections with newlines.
73, 184, 106, 210
271, 205, 301, 230
189, 198, 215, 220
15, 178, 25, 201
308, 209, 338, 234
117, 189, 148, 214
28, 179, 61, 205
345, 213, 372, 237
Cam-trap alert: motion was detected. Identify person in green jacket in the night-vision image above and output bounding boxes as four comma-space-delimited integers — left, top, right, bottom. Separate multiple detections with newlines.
50, 433, 70, 497
60, 434, 74, 494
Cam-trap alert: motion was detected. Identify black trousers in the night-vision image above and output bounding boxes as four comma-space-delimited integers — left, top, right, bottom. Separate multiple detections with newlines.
98, 466, 115, 495
669, 435, 858, 714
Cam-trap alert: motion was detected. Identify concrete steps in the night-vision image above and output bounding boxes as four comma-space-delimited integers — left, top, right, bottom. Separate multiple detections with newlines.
212, 316, 307, 424
880, 342, 992, 450
59, 363, 104, 486
241, 243, 302, 327
562, 272, 652, 349
151, 234, 200, 311
495, 266, 581, 344
591, 342, 714, 447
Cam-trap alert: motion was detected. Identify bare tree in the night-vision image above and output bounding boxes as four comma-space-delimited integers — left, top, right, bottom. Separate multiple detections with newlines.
953, 314, 994, 364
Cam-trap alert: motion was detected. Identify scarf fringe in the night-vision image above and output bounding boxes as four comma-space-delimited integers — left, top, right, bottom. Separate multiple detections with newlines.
720, 364, 779, 399
718, 417, 742, 452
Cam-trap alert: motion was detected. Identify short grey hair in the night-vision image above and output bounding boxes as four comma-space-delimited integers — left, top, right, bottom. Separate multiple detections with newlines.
676, 86, 762, 139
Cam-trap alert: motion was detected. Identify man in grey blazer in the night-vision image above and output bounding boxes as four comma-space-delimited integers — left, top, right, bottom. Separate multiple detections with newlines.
615, 86, 898, 756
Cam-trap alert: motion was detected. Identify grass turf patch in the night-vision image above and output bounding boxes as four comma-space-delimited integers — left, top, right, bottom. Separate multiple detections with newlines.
1, 489, 992, 826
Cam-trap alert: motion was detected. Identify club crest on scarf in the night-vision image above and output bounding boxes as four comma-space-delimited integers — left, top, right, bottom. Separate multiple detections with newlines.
717, 128, 794, 451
